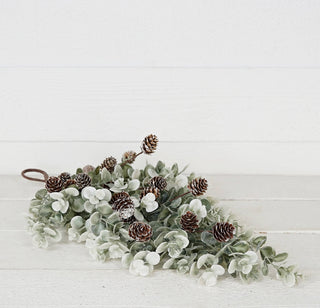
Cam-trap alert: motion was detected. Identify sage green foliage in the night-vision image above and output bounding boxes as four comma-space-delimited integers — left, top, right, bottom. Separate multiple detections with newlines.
27, 160, 301, 286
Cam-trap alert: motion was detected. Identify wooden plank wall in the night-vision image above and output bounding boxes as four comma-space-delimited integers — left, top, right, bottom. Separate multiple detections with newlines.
0, 1, 319, 175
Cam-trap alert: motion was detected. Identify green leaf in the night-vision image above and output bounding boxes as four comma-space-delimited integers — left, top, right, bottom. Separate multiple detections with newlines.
90, 212, 101, 225
260, 246, 276, 260
200, 231, 216, 246
273, 252, 288, 262
155, 161, 165, 173
100, 168, 112, 183
91, 222, 106, 236
262, 261, 269, 276
158, 208, 171, 221
171, 163, 179, 176
35, 189, 47, 200
252, 236, 267, 249
71, 197, 85, 212
232, 241, 249, 253
76, 168, 83, 174
170, 198, 182, 208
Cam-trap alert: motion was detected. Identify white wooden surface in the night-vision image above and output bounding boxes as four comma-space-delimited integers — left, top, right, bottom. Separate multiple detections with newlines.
1, 1, 320, 306
0, 1, 320, 175
0, 175, 319, 307
1, 1, 320, 67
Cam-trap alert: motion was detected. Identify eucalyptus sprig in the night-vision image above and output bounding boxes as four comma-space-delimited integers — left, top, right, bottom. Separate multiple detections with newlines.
25, 134, 301, 287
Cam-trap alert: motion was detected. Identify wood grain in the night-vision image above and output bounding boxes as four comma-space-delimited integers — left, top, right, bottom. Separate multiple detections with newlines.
2, 142, 320, 175
0, 233, 319, 307
1, 68, 320, 142
0, 1, 319, 67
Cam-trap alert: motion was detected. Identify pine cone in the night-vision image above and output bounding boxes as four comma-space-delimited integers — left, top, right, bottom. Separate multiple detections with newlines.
75, 173, 91, 190
122, 151, 137, 164
180, 211, 199, 233
111, 191, 131, 204
141, 134, 158, 154
118, 204, 135, 220
212, 222, 235, 242
113, 197, 133, 211
188, 178, 208, 196
83, 165, 95, 174
128, 222, 153, 242
100, 156, 117, 172
63, 178, 76, 188
45, 176, 64, 193
140, 186, 160, 199
59, 172, 71, 183
149, 176, 167, 191
122, 215, 137, 224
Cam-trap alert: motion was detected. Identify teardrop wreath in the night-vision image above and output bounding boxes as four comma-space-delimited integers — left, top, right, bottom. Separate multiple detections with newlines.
22, 134, 301, 287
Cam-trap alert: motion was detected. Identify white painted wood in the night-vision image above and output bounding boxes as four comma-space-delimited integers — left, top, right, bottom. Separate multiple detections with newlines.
0, 231, 121, 270
0, 268, 319, 307
2, 175, 320, 200
0, 1, 319, 67
0, 233, 319, 307
1, 142, 320, 175
2, 199, 319, 232
1, 68, 320, 142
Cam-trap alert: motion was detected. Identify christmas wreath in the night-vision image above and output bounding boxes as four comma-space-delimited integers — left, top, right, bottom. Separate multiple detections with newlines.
23, 134, 301, 287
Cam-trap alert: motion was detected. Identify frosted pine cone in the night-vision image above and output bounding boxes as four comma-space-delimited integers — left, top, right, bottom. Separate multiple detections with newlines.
149, 176, 167, 191
122, 215, 136, 224
141, 134, 158, 154
180, 211, 199, 233
113, 196, 133, 211
75, 173, 91, 190
59, 172, 71, 183
128, 222, 153, 242
112, 197, 135, 221
212, 222, 235, 242
188, 178, 208, 196
140, 186, 160, 199
122, 151, 137, 164
118, 204, 135, 220
45, 176, 64, 193
100, 156, 117, 172
111, 192, 131, 204
63, 178, 76, 188
83, 165, 95, 174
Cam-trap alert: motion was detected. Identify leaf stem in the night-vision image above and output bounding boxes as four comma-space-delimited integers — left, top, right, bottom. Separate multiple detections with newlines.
169, 191, 191, 202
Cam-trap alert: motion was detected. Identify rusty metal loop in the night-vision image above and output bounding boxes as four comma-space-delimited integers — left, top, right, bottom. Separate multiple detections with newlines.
21, 168, 49, 183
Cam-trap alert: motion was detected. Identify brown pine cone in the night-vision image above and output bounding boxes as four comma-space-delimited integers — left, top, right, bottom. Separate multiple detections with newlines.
122, 215, 137, 224
83, 165, 95, 174
118, 205, 135, 220
111, 191, 131, 204
63, 178, 76, 188
113, 197, 134, 211
188, 178, 208, 196
128, 222, 153, 242
59, 172, 71, 183
149, 176, 167, 191
122, 151, 137, 164
141, 134, 158, 154
45, 176, 64, 193
75, 173, 91, 190
180, 211, 199, 233
140, 186, 160, 199
100, 156, 117, 172
112, 196, 135, 221
212, 222, 235, 242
